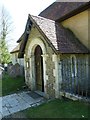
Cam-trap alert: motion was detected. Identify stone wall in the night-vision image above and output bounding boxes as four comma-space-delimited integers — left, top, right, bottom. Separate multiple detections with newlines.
24, 26, 56, 98
24, 25, 90, 99
45, 47, 55, 98
24, 57, 31, 89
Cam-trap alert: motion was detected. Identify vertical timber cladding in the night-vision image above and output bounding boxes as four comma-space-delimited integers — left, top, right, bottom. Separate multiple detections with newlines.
45, 46, 56, 98
60, 54, 90, 98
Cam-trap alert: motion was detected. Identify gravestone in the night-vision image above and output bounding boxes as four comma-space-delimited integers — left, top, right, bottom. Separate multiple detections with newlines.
8, 63, 24, 77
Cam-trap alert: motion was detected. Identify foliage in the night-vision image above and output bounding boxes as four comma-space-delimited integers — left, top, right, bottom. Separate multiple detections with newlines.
0, 7, 12, 64
0, 38, 11, 64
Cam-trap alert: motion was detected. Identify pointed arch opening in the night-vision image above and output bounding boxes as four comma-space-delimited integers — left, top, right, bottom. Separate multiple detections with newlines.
34, 45, 44, 92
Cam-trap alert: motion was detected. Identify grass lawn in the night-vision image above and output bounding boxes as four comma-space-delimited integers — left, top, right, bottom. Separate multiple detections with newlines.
24, 99, 90, 118
1, 73, 26, 96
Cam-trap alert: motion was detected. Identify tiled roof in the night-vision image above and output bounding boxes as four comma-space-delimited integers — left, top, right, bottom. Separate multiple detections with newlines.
39, 2, 88, 21
30, 15, 89, 53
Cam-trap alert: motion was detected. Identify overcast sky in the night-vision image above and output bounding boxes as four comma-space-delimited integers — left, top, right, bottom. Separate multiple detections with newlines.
0, 0, 88, 51
0, 0, 56, 51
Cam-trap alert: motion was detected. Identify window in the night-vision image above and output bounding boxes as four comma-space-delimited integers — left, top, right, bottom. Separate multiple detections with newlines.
71, 55, 77, 77
26, 58, 29, 68
26, 61, 29, 68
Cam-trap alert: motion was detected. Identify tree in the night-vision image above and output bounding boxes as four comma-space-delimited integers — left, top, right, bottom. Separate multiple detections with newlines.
0, 38, 11, 64
0, 7, 13, 64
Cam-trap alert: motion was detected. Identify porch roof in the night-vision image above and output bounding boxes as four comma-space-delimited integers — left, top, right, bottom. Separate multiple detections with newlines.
29, 15, 89, 54
18, 15, 89, 58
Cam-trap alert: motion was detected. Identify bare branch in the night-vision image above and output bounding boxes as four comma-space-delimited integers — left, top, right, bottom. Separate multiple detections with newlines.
0, 6, 14, 63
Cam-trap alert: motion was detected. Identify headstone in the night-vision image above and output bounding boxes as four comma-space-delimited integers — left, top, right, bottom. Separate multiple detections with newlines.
8, 63, 24, 77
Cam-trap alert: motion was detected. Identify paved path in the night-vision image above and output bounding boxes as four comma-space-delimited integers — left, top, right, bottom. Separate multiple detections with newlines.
0, 91, 45, 119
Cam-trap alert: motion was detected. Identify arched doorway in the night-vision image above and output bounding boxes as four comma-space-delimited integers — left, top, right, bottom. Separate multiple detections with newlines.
34, 45, 44, 92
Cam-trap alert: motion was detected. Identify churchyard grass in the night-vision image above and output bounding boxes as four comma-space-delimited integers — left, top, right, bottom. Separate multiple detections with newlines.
1, 73, 26, 96
24, 99, 90, 118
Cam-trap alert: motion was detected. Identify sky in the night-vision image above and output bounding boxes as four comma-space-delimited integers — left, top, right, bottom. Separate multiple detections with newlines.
0, 0, 56, 51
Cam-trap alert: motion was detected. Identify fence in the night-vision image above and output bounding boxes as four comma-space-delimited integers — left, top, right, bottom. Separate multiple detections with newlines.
60, 56, 90, 101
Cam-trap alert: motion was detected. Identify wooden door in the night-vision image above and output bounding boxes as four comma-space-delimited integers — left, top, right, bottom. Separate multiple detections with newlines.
34, 45, 44, 92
